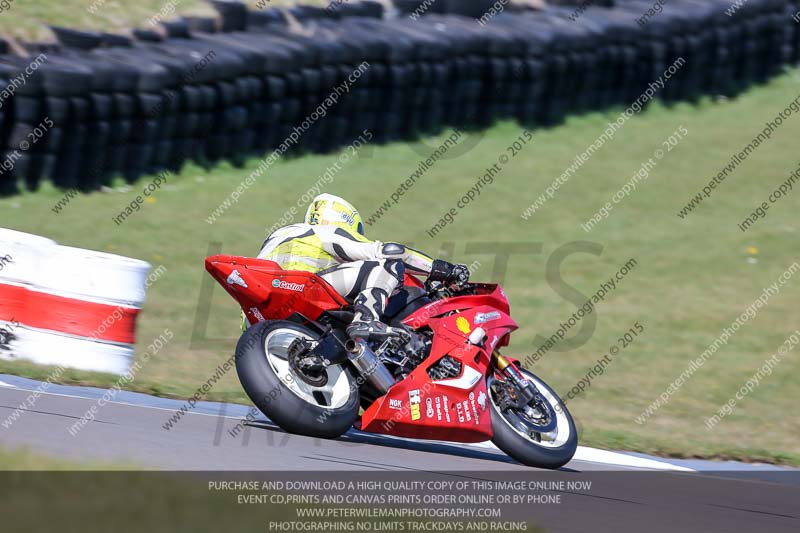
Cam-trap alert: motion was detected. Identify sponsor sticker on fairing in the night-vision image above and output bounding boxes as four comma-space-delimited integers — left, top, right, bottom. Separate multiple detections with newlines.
226, 270, 248, 288
469, 392, 480, 424
434, 397, 442, 421
389, 399, 402, 410
486, 335, 499, 350
442, 395, 452, 423
455, 402, 465, 423
409, 389, 421, 421
425, 397, 434, 418
462, 400, 472, 422
474, 311, 501, 324
477, 390, 487, 411
456, 316, 471, 334
272, 279, 305, 292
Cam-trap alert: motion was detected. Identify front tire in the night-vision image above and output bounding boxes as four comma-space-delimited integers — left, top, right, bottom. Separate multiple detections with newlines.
489, 368, 578, 469
235, 320, 360, 439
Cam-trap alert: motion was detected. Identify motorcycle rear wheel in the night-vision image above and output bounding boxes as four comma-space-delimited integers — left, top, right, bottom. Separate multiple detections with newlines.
235, 320, 360, 439
488, 368, 578, 469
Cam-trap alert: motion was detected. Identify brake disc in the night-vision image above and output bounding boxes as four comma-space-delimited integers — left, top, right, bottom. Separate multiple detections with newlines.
287, 338, 329, 387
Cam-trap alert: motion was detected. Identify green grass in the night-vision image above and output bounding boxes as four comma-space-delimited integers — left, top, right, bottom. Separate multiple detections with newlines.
0, 0, 536, 41
0, 0, 318, 41
2, 65, 800, 465
0, 445, 131, 469
1, 0, 207, 41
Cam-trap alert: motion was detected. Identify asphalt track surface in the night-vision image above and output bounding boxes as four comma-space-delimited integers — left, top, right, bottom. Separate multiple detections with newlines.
1, 375, 798, 532
0, 374, 610, 471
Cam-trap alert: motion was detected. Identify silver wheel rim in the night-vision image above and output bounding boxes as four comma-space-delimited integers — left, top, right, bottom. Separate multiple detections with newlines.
264, 328, 352, 410
489, 370, 571, 448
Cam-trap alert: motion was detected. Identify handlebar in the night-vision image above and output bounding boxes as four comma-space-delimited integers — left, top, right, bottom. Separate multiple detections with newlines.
425, 279, 474, 300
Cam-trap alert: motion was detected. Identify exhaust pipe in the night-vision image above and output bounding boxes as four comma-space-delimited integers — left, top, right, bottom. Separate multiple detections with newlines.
345, 338, 396, 394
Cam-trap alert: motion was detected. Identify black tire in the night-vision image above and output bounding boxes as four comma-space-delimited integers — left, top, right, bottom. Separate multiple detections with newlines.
235, 320, 360, 439
209, 0, 248, 32
14, 96, 45, 124
50, 26, 103, 50
489, 367, 578, 470
45, 97, 71, 123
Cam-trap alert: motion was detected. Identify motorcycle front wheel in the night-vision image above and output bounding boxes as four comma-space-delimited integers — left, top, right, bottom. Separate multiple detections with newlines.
235, 320, 360, 439
488, 368, 578, 469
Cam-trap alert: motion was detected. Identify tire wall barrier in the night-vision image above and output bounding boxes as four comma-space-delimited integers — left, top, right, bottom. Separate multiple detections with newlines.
0, 228, 151, 375
0, 0, 798, 195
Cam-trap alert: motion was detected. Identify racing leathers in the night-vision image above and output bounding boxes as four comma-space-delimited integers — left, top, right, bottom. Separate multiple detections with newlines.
258, 223, 466, 339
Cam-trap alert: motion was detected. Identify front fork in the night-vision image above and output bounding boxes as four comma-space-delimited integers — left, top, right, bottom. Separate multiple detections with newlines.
491, 350, 540, 407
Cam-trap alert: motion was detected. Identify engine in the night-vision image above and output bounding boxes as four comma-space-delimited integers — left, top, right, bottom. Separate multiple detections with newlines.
378, 330, 432, 380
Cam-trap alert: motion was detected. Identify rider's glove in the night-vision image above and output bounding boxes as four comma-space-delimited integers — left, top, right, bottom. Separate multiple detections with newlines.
430, 259, 469, 287
447, 264, 470, 286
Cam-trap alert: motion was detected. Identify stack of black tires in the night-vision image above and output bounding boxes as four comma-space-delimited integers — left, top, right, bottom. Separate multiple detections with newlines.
0, 0, 798, 195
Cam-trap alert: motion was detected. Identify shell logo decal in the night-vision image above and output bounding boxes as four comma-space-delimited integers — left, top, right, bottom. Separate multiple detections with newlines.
456, 316, 471, 334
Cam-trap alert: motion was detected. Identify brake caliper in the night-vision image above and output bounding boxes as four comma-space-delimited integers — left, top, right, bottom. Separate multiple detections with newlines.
491, 380, 519, 412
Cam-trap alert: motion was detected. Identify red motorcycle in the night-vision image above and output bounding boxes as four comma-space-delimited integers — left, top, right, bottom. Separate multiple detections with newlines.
206, 254, 577, 469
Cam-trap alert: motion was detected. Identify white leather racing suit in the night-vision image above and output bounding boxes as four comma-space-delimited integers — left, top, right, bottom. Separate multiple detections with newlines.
258, 223, 434, 324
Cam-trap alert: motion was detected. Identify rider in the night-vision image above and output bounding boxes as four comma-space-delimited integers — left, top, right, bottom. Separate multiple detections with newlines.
257, 193, 469, 340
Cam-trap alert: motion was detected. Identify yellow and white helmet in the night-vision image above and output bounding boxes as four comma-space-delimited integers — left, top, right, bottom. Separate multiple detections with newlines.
305, 193, 364, 236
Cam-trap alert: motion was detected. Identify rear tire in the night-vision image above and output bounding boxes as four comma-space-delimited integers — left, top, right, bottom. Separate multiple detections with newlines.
235, 320, 359, 439
489, 368, 578, 469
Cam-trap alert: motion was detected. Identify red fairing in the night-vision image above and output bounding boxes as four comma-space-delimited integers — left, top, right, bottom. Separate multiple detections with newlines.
403, 272, 425, 289
402, 283, 516, 351
205, 255, 347, 324
359, 284, 518, 443
207, 257, 520, 444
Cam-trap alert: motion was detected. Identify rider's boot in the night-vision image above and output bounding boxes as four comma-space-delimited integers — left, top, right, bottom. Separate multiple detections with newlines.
346, 289, 409, 342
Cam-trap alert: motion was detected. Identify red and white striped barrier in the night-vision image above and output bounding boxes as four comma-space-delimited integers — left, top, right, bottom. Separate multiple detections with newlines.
0, 228, 151, 375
